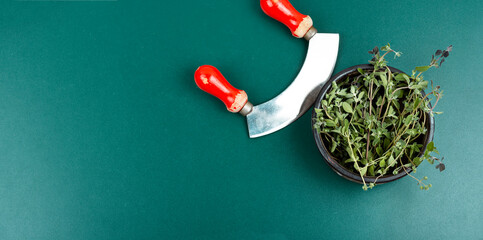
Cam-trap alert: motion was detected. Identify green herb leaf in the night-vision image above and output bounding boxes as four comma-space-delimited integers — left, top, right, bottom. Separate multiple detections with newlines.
379, 159, 386, 168
330, 140, 337, 153
413, 157, 422, 166
394, 73, 406, 81
415, 66, 431, 73
360, 165, 368, 176
341, 102, 353, 114
388, 155, 396, 167
368, 165, 375, 176
380, 73, 388, 87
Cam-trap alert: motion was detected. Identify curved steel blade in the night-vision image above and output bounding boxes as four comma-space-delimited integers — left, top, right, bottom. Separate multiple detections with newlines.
247, 33, 339, 138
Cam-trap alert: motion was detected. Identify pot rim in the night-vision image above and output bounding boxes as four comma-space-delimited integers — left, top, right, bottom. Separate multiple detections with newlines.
311, 64, 435, 184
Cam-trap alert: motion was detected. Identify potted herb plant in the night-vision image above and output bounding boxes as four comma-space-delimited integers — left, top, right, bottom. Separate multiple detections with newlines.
312, 44, 451, 190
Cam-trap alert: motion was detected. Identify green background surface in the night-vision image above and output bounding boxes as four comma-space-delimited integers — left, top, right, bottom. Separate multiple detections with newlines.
0, 0, 481, 239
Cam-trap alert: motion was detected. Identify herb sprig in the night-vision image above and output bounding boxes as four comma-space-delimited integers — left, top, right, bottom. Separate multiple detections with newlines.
314, 44, 451, 190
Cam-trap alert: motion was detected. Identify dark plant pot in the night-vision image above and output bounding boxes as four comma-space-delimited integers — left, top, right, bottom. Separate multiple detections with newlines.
311, 64, 435, 185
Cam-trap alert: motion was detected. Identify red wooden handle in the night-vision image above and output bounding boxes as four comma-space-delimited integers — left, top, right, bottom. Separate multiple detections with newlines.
194, 65, 248, 113
260, 0, 313, 38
